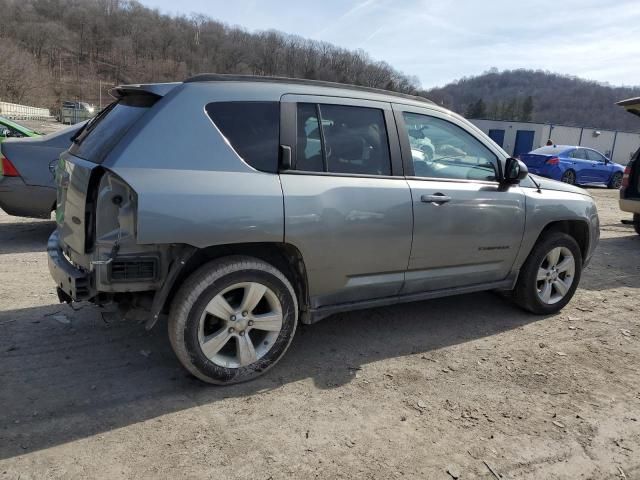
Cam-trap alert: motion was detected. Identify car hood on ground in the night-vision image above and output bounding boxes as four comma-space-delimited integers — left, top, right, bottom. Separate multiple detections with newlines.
529, 174, 592, 197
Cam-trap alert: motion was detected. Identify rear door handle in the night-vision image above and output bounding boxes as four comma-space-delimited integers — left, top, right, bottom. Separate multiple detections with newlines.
421, 193, 451, 204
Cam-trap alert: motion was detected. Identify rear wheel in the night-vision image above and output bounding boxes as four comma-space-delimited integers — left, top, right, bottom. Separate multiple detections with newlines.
513, 232, 582, 315
561, 169, 576, 185
634, 214, 640, 236
608, 172, 623, 189
168, 256, 298, 385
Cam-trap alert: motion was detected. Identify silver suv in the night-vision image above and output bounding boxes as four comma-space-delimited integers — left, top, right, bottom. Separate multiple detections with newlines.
48, 75, 600, 384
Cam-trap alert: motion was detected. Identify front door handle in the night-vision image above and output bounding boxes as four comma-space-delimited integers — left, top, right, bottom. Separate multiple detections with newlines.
421, 193, 451, 205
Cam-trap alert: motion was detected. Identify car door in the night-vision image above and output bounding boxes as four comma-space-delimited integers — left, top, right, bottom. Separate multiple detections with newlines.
279, 95, 413, 308
584, 149, 611, 183
393, 104, 526, 293
568, 148, 591, 183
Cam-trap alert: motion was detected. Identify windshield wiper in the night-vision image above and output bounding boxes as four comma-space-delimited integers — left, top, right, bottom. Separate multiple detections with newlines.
70, 124, 87, 144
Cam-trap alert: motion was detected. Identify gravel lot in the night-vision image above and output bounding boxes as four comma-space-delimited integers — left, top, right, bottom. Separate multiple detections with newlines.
0, 188, 638, 479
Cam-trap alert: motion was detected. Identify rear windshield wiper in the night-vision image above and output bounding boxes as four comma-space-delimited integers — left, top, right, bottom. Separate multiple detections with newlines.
70, 123, 88, 144
69, 102, 115, 145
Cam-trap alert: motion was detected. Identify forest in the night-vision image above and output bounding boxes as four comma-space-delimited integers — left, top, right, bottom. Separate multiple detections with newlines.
0, 0, 419, 110
426, 69, 640, 132
1, 0, 639, 131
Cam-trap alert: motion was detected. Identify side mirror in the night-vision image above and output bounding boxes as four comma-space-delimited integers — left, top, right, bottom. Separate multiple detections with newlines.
503, 157, 528, 184
0, 128, 10, 138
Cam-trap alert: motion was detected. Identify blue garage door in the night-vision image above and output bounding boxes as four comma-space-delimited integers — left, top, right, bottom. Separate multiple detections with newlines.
513, 130, 535, 157
488, 129, 505, 147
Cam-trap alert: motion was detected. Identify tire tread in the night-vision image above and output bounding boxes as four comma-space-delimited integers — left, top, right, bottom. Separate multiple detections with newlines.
513, 232, 582, 315
168, 255, 298, 385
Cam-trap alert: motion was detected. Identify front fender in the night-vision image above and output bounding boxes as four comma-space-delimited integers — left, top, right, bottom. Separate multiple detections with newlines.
514, 187, 599, 270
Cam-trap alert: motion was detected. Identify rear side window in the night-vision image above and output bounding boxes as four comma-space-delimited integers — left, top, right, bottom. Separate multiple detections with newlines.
570, 149, 587, 160
206, 102, 280, 173
69, 94, 157, 164
295, 103, 391, 176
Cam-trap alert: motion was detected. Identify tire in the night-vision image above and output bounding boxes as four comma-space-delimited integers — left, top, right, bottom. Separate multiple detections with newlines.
168, 256, 298, 385
608, 172, 623, 189
561, 169, 576, 185
634, 214, 640, 236
513, 232, 582, 315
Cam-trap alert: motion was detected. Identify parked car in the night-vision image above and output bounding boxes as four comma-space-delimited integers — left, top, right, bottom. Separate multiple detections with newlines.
617, 97, 640, 234
521, 145, 624, 188
48, 75, 600, 385
0, 116, 41, 142
59, 101, 95, 125
0, 122, 84, 218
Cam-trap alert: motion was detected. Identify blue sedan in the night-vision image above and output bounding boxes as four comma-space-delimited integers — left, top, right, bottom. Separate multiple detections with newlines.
521, 145, 625, 188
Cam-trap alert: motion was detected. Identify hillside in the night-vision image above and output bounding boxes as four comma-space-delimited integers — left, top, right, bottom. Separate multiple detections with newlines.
0, 0, 418, 111
425, 69, 640, 132
2, 1, 638, 133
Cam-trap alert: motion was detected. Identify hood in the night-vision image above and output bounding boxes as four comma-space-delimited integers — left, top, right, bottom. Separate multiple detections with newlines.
529, 174, 592, 197
611, 161, 625, 171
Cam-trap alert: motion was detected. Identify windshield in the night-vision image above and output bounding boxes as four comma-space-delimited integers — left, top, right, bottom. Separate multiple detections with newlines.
69, 94, 158, 163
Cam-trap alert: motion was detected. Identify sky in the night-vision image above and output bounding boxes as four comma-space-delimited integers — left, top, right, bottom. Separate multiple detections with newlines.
140, 0, 640, 89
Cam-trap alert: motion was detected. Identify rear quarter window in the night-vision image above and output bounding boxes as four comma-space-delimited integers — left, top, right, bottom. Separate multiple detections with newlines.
69, 94, 157, 164
205, 102, 280, 173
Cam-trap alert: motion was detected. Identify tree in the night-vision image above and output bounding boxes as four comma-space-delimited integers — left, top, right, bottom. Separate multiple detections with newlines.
501, 98, 519, 121
0, 0, 420, 108
465, 98, 486, 118
521, 95, 534, 121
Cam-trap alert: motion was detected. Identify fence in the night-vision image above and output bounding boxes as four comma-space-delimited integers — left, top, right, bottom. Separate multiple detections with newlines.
0, 101, 52, 120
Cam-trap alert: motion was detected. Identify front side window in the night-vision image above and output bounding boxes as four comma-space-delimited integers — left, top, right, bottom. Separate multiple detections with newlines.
402, 112, 498, 181
206, 101, 280, 173
585, 149, 606, 162
296, 103, 391, 176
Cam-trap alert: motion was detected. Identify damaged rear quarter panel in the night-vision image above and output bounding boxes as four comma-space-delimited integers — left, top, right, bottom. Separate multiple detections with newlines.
101, 82, 284, 248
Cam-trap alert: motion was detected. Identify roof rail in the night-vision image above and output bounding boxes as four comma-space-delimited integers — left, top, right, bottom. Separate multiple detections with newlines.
184, 74, 433, 105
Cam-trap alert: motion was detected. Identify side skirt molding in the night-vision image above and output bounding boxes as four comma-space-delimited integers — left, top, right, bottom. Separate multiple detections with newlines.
306, 275, 518, 324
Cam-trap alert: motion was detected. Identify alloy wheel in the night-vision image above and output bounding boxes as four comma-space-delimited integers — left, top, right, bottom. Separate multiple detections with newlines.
198, 282, 283, 368
561, 171, 575, 184
536, 247, 575, 305
612, 173, 623, 189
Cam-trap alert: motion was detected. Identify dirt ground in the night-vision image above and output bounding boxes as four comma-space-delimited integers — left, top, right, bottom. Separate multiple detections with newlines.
0, 188, 639, 480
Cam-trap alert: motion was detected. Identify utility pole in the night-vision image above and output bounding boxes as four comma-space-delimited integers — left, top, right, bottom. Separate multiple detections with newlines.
99, 80, 102, 109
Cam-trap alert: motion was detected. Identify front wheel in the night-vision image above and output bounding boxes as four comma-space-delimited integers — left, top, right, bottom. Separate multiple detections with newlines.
634, 214, 640, 236
513, 232, 582, 314
168, 256, 298, 385
608, 172, 623, 189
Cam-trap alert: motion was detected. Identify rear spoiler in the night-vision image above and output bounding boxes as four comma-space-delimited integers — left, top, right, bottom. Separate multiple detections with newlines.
109, 82, 180, 100
617, 97, 640, 118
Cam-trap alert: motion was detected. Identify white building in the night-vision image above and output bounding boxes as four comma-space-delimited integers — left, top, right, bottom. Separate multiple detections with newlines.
471, 119, 640, 165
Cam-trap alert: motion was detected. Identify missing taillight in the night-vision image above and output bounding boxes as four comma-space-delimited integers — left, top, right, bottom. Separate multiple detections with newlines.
0, 156, 20, 177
